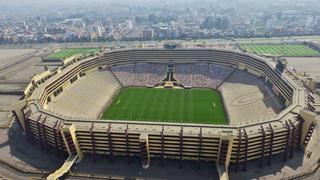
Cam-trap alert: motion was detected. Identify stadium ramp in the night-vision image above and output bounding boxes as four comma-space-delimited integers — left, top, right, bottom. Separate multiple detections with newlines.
47, 154, 78, 180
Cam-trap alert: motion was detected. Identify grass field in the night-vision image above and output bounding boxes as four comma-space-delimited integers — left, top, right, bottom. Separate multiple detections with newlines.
102, 88, 227, 124
240, 44, 320, 57
47, 48, 100, 60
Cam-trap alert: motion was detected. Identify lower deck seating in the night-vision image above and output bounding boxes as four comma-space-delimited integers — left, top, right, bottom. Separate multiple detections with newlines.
47, 69, 121, 119
192, 64, 209, 87
175, 64, 193, 87
111, 64, 135, 86
174, 63, 234, 88
147, 64, 166, 85
207, 64, 234, 89
111, 63, 166, 87
112, 63, 234, 89
134, 63, 149, 86
219, 70, 281, 125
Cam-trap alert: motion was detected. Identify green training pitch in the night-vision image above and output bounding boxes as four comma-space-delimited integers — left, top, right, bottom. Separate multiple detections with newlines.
102, 88, 227, 125
240, 44, 320, 57
47, 48, 100, 61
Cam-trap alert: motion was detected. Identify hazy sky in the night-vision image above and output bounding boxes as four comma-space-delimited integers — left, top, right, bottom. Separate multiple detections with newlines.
0, 0, 319, 10
1, 0, 319, 5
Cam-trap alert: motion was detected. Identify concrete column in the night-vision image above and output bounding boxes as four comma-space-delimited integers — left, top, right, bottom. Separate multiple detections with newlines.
225, 135, 234, 170
260, 125, 266, 167
60, 124, 83, 163
139, 133, 150, 169
299, 109, 317, 146
13, 100, 27, 131
217, 134, 234, 170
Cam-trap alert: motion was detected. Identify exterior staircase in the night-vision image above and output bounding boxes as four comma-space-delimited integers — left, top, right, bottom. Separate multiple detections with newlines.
47, 154, 78, 180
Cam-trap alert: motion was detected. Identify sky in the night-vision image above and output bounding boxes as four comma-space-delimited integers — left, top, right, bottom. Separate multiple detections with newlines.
0, 0, 318, 4
0, 0, 319, 9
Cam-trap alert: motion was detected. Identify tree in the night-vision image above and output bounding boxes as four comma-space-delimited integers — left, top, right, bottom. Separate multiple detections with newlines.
148, 14, 157, 23
201, 16, 229, 30
135, 16, 145, 24
201, 16, 215, 29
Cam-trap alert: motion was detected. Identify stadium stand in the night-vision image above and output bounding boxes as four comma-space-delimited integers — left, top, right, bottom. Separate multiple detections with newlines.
133, 63, 149, 86
174, 64, 193, 87
110, 64, 135, 87
147, 63, 166, 86
112, 63, 166, 87
219, 70, 280, 125
47, 68, 121, 119
208, 64, 234, 89
14, 48, 316, 179
111, 62, 234, 89
191, 63, 209, 87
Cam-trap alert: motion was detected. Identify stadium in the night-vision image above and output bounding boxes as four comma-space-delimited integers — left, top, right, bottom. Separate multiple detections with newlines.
13, 47, 316, 179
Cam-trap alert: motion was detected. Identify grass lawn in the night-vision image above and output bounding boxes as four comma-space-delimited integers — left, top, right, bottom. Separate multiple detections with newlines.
102, 88, 227, 124
47, 48, 100, 61
240, 44, 320, 57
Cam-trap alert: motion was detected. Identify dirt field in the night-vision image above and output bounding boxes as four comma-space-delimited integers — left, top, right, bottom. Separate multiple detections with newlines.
0, 49, 33, 65
286, 57, 320, 75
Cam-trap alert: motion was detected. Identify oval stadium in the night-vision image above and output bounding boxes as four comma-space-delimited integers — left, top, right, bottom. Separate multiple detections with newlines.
13, 47, 317, 179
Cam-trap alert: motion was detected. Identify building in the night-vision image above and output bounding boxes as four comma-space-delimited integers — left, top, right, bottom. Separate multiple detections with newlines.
142, 29, 154, 40
14, 48, 316, 179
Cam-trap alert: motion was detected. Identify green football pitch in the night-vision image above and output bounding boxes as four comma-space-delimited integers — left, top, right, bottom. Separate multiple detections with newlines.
102, 88, 227, 124
47, 48, 100, 61
240, 44, 320, 57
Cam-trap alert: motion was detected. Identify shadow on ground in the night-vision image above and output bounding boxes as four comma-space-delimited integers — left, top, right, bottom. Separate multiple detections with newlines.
2, 119, 306, 180
228, 150, 304, 180
71, 155, 219, 180
5, 120, 64, 172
